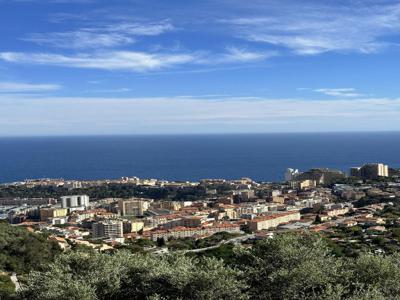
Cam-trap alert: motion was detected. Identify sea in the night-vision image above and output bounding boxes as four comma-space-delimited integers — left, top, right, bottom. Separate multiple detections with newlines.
0, 132, 399, 184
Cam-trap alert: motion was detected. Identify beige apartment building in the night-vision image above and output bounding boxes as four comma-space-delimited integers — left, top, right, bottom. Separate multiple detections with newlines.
181, 216, 205, 227
118, 198, 151, 216
248, 211, 301, 231
150, 223, 241, 241
40, 207, 68, 221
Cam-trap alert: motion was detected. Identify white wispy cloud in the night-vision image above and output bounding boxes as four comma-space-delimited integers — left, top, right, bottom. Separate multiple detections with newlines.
222, 2, 400, 55
0, 51, 196, 71
0, 47, 273, 71
86, 88, 131, 93
0, 82, 61, 92
23, 21, 174, 49
313, 88, 364, 98
23, 31, 134, 49
1, 94, 400, 135
217, 47, 277, 63
102, 22, 174, 36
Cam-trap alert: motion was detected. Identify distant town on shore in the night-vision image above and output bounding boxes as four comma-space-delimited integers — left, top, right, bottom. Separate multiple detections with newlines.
2, 162, 400, 299
0, 162, 399, 251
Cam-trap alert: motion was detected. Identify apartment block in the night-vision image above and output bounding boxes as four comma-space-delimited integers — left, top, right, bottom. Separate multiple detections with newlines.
248, 211, 301, 231
118, 198, 151, 216
61, 195, 89, 210
351, 163, 389, 180
40, 207, 68, 221
92, 220, 123, 239
150, 223, 241, 241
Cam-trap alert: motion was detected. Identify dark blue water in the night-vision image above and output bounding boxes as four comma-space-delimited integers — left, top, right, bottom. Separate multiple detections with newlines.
0, 133, 399, 183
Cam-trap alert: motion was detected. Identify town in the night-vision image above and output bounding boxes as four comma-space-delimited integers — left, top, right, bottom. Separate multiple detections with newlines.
1, 162, 400, 256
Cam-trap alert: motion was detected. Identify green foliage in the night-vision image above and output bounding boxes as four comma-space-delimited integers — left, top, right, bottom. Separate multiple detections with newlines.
349, 226, 363, 236
372, 236, 386, 246
166, 238, 195, 250
195, 232, 240, 248
20, 251, 247, 300
0, 185, 68, 199
391, 227, 400, 239
13, 231, 400, 299
0, 184, 208, 201
115, 238, 158, 253
349, 253, 400, 298
0, 222, 61, 273
195, 244, 236, 263
166, 232, 241, 251
234, 233, 347, 300
0, 274, 16, 300
131, 238, 156, 247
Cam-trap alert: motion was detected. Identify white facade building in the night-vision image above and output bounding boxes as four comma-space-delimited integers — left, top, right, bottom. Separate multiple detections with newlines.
285, 168, 300, 181
61, 195, 89, 209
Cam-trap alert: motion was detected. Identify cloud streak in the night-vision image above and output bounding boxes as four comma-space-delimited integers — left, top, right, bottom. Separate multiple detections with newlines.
0, 47, 271, 71
222, 2, 400, 55
23, 21, 174, 49
0, 51, 196, 71
0, 82, 61, 92
313, 88, 364, 98
217, 47, 277, 63
1, 94, 399, 135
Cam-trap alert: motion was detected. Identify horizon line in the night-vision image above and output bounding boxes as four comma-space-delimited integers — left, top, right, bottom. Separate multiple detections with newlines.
1, 130, 400, 138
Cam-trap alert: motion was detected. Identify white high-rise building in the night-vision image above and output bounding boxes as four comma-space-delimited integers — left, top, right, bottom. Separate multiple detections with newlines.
350, 163, 389, 179
285, 168, 299, 181
61, 195, 89, 210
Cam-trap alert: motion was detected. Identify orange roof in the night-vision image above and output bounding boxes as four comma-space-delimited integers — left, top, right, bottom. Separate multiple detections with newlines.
17, 221, 46, 226
65, 226, 80, 230
50, 236, 67, 242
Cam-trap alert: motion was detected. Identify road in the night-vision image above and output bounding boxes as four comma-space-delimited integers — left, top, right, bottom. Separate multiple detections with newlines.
10, 272, 21, 291
181, 234, 255, 253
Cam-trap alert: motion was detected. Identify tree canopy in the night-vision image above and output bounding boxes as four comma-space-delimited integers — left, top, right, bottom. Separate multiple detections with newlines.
3, 227, 400, 299
20, 251, 246, 300
0, 222, 61, 274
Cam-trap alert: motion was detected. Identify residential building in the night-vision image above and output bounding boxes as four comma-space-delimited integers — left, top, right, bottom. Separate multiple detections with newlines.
123, 220, 144, 233
351, 163, 389, 179
61, 195, 89, 210
118, 198, 151, 216
248, 211, 301, 231
181, 216, 205, 227
150, 223, 241, 241
92, 220, 123, 239
40, 207, 68, 221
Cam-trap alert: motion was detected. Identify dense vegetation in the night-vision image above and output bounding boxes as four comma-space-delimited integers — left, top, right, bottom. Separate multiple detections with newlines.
166, 232, 240, 251
20, 252, 246, 300
0, 274, 15, 300
3, 221, 400, 299
0, 222, 61, 274
15, 233, 400, 300
0, 184, 207, 201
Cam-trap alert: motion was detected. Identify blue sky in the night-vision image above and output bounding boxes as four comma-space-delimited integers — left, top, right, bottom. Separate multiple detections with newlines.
1, 0, 400, 136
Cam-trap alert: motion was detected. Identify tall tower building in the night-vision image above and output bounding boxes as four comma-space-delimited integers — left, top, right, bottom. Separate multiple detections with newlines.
284, 168, 299, 181
350, 163, 389, 179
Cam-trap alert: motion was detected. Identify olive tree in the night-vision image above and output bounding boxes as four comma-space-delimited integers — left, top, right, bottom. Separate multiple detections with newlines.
20, 250, 247, 300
